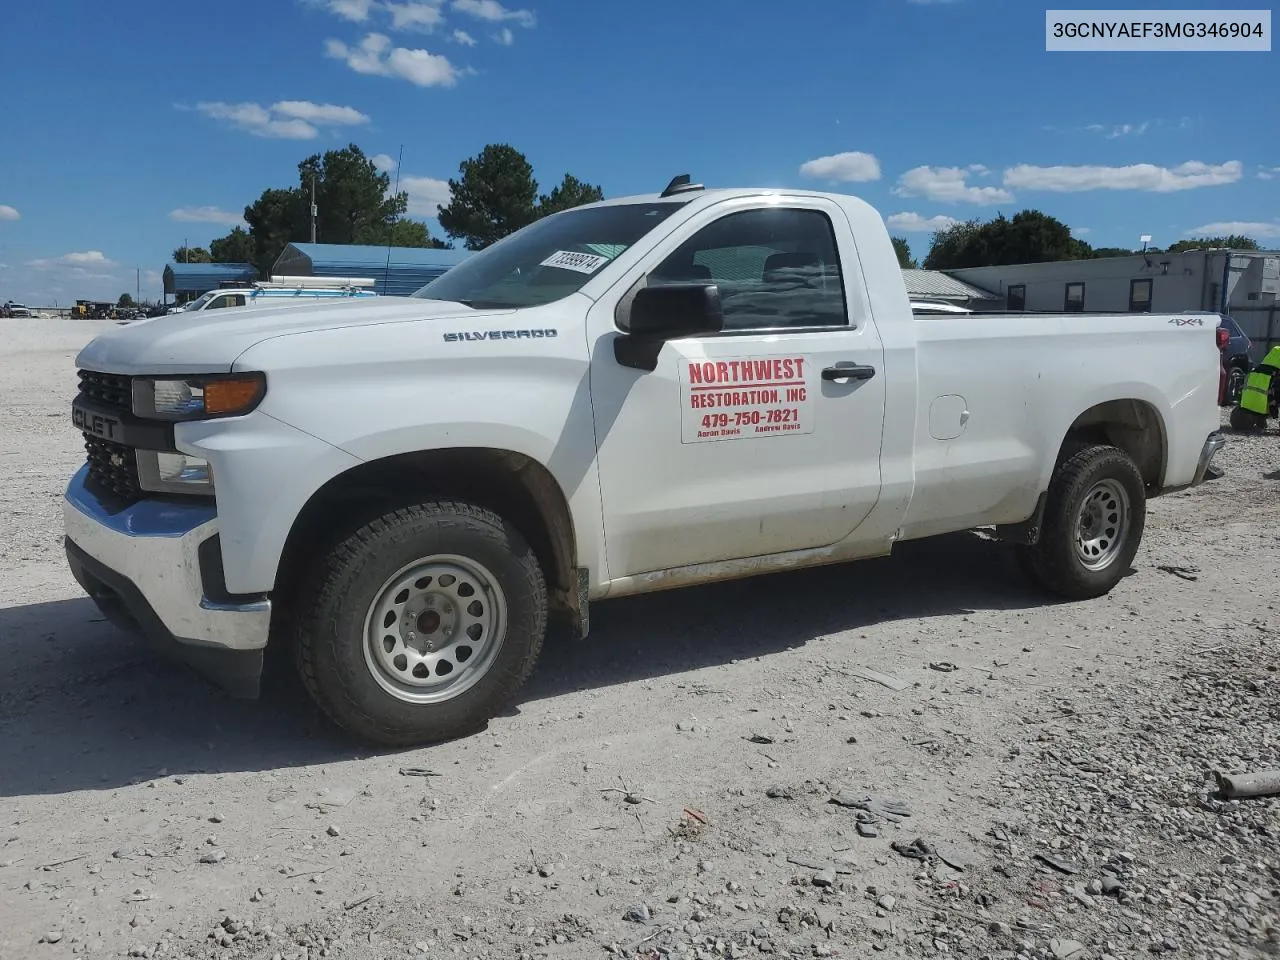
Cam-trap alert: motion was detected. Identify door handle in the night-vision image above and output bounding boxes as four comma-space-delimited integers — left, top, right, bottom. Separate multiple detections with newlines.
822, 363, 876, 382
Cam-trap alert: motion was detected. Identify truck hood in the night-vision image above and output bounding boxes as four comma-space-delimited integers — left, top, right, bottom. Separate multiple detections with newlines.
75, 297, 514, 375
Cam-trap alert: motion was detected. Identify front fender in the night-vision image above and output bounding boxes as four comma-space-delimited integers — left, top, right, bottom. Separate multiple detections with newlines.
226, 324, 606, 593
177, 411, 363, 595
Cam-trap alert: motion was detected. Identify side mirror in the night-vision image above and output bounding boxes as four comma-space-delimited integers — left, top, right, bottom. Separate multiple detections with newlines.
615, 282, 723, 371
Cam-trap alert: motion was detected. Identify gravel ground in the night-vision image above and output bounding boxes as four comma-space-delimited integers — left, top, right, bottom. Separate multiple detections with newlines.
0, 317, 1277, 960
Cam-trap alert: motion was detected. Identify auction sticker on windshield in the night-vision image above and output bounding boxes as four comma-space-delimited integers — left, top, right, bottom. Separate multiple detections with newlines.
680, 355, 815, 443
540, 250, 610, 274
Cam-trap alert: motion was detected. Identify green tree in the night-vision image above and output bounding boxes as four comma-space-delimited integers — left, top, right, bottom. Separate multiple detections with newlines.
172, 245, 212, 263
361, 218, 449, 249
209, 226, 255, 264
1166, 235, 1259, 254
891, 236, 917, 269
925, 210, 1089, 270
117, 293, 135, 308
243, 187, 307, 277
438, 144, 539, 250
234, 144, 443, 274
299, 144, 409, 246
1089, 246, 1136, 259
537, 173, 604, 218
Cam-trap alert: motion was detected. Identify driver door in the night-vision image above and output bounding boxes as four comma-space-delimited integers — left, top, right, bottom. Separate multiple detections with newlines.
588, 198, 887, 579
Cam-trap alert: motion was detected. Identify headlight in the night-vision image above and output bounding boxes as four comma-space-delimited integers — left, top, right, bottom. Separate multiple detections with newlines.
132, 373, 266, 421
136, 451, 215, 496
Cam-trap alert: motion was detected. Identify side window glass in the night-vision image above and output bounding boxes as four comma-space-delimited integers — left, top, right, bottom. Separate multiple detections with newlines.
650, 208, 849, 330
232, 295, 246, 307
207, 296, 228, 310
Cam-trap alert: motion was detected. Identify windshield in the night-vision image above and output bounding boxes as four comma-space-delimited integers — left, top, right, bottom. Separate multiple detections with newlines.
184, 292, 217, 310
413, 201, 688, 308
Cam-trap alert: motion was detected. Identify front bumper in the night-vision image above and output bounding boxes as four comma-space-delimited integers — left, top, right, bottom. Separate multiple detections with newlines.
63, 466, 271, 697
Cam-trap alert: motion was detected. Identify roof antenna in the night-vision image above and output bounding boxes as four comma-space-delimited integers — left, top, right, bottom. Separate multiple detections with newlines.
384, 144, 404, 295
661, 173, 704, 198
1140, 234, 1153, 268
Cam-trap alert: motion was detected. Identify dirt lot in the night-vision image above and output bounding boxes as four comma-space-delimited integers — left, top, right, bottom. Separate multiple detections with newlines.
1, 317, 1277, 960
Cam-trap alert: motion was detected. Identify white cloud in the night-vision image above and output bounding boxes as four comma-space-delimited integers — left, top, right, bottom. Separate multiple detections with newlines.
386, 1, 446, 31
326, 33, 460, 87
187, 98, 369, 140
1185, 221, 1280, 239
893, 166, 1013, 204
798, 151, 881, 183
1003, 160, 1243, 193
451, 28, 477, 44
27, 250, 117, 270
1070, 226, 1091, 236
400, 175, 452, 216
1258, 166, 1280, 181
270, 100, 370, 125
169, 206, 246, 226
1106, 122, 1149, 139
325, 0, 375, 21
493, 26, 514, 44
451, 0, 535, 27
885, 212, 960, 233
371, 153, 398, 172
0, 204, 19, 221
1083, 122, 1152, 138
195, 101, 318, 139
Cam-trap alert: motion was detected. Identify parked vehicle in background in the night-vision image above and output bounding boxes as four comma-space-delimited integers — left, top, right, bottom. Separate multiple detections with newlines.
166, 277, 378, 316
4, 301, 31, 318
64, 176, 1226, 746
72, 300, 117, 320
1216, 314, 1252, 405
1229, 344, 1280, 432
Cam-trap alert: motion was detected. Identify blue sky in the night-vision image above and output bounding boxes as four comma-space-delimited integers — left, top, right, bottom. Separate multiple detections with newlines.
1, 0, 1276, 305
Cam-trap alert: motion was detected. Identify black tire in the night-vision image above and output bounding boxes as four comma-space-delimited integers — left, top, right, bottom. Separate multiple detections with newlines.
1017, 444, 1145, 601
294, 500, 547, 746
1225, 366, 1247, 406
1229, 405, 1267, 433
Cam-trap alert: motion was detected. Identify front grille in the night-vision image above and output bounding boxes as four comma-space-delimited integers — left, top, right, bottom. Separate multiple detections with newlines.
77, 369, 133, 412
84, 436, 142, 503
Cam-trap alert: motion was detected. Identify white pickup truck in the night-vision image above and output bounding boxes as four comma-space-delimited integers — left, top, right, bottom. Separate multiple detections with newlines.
64, 176, 1225, 745
165, 277, 378, 315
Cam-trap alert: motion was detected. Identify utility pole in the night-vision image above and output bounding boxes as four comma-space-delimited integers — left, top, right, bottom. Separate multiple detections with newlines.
310, 176, 318, 243
136, 267, 140, 303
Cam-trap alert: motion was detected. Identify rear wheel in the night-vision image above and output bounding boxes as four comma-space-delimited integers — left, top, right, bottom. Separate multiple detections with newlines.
1018, 444, 1145, 600
1230, 405, 1267, 433
294, 500, 547, 746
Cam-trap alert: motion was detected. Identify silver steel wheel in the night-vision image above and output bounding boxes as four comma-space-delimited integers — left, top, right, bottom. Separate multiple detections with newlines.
362, 555, 508, 705
1073, 478, 1130, 572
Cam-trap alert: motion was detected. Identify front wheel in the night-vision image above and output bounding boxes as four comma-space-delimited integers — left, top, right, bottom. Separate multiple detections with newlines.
294, 501, 547, 746
1017, 444, 1146, 601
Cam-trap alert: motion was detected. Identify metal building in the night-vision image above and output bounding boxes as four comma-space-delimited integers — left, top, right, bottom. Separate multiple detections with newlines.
163, 262, 257, 303
272, 243, 473, 297
947, 248, 1280, 358
901, 269, 1002, 309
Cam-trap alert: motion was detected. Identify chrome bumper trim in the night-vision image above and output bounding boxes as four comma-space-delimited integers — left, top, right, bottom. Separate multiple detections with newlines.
63, 466, 270, 651
1192, 430, 1227, 486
